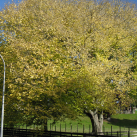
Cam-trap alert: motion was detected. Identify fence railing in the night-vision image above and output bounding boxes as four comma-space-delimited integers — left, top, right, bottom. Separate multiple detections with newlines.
2, 127, 117, 137
1, 124, 137, 137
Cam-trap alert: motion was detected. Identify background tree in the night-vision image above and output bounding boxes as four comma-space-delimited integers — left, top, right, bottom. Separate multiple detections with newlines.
53, 0, 137, 134
0, 0, 77, 129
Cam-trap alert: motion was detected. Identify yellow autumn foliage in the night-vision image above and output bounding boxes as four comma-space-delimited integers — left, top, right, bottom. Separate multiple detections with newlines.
0, 0, 136, 130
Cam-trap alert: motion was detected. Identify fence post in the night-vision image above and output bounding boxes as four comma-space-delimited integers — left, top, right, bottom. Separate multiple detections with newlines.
26, 124, 27, 135
19, 125, 20, 136
12, 125, 14, 136
65, 123, 66, 132
55, 124, 56, 132
60, 123, 61, 136
77, 124, 78, 136
119, 126, 121, 137
83, 125, 84, 133
117, 131, 118, 137
128, 127, 130, 137
71, 124, 72, 137
111, 125, 112, 136
103, 125, 105, 134
50, 123, 51, 131
89, 125, 90, 134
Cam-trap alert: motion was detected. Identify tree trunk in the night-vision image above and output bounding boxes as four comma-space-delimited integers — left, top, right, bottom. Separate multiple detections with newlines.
84, 109, 103, 135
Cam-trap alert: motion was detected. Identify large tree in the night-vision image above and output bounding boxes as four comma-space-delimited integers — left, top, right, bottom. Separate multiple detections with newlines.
0, 0, 76, 129
51, 0, 137, 134
0, 0, 137, 134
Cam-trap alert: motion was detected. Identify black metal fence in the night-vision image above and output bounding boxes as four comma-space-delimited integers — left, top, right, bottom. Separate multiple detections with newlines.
2, 127, 116, 137
1, 124, 137, 137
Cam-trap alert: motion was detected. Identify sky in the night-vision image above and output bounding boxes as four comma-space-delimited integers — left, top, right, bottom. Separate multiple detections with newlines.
0, 0, 137, 10
124, 0, 137, 6
0, 0, 22, 11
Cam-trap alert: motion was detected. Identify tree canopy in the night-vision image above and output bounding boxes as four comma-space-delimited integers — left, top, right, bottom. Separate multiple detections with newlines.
0, 0, 137, 134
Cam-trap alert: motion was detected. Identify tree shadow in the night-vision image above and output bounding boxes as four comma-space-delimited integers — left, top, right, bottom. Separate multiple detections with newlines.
108, 118, 137, 128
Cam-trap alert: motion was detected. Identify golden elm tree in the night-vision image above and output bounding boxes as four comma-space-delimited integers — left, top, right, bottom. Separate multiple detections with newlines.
0, 0, 137, 134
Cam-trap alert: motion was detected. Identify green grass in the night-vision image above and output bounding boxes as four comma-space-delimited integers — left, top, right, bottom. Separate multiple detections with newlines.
102, 111, 137, 132
7, 111, 137, 133
47, 112, 137, 133
104, 112, 137, 131
47, 116, 92, 133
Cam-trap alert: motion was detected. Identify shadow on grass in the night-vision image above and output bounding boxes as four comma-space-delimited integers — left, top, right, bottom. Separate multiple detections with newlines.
108, 118, 137, 128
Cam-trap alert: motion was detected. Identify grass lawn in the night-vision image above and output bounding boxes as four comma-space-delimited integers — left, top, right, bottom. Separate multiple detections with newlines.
47, 111, 137, 133
47, 116, 92, 133
9, 111, 137, 133
105, 111, 137, 131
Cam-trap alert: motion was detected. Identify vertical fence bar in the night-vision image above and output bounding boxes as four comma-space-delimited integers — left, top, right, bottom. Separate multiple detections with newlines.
12, 125, 14, 137
83, 125, 84, 133
128, 130, 130, 137
26, 124, 27, 135
50, 127, 51, 137
128, 127, 130, 137
65, 123, 66, 132
77, 124, 78, 136
128, 131, 130, 137
55, 124, 56, 132
33, 124, 34, 130
111, 125, 112, 136
117, 131, 118, 137
50, 123, 51, 131
71, 124, 72, 137
103, 125, 105, 134
119, 126, 121, 137
19, 125, 20, 136
60, 123, 61, 136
